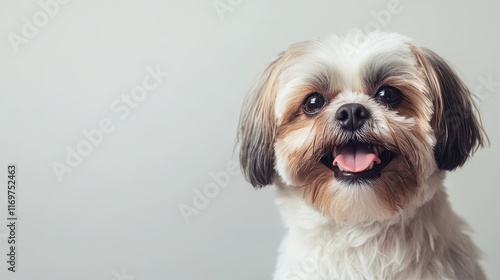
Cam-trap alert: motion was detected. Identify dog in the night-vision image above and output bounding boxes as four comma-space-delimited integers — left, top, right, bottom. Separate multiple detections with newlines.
238, 31, 487, 279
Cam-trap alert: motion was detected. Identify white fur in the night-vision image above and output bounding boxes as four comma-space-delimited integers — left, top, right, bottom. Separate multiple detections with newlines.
273, 172, 484, 279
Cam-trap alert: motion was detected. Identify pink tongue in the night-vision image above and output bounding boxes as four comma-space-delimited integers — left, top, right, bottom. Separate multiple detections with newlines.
333, 143, 381, 172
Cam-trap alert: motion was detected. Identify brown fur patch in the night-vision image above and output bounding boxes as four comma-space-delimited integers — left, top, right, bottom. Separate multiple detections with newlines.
238, 49, 305, 188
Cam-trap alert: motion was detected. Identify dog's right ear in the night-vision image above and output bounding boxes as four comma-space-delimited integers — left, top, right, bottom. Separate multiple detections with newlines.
412, 46, 487, 171
238, 54, 284, 188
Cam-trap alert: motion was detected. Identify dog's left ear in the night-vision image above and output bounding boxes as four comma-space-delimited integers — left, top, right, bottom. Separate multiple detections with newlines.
237, 53, 285, 188
412, 46, 487, 170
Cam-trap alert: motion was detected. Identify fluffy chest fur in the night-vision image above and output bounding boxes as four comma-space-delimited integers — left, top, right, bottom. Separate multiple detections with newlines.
273, 180, 485, 280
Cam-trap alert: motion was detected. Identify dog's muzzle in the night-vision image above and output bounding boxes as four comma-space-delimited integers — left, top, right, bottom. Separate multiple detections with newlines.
320, 103, 398, 183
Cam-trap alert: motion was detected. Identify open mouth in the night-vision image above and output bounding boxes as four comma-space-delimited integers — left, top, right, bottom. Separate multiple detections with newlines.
320, 141, 397, 182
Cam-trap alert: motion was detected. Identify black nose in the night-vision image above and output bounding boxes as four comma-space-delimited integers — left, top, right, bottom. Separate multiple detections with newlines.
335, 103, 370, 131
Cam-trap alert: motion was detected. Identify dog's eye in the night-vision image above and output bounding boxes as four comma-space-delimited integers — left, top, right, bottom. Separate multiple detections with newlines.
303, 92, 326, 115
374, 86, 402, 105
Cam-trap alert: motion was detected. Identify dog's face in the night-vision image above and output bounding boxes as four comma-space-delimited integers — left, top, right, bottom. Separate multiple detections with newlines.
239, 31, 485, 223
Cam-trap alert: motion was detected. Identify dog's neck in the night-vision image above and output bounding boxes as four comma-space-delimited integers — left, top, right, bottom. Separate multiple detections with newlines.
273, 172, 484, 279
275, 171, 446, 235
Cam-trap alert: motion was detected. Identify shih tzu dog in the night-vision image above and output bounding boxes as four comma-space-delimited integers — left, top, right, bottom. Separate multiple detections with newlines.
238, 31, 487, 279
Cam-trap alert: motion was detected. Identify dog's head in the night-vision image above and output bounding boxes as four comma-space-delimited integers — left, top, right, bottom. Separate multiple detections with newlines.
238, 31, 486, 223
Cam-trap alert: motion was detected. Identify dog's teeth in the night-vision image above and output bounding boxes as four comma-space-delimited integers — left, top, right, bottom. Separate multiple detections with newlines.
367, 162, 374, 170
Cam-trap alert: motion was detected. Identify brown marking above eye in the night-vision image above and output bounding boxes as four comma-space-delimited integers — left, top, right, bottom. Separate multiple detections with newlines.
361, 54, 420, 98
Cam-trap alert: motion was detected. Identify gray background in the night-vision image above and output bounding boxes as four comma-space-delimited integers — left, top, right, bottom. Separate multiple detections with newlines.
0, 0, 499, 279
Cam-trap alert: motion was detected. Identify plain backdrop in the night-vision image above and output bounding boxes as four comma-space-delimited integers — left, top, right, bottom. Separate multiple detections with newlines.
0, 0, 499, 279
